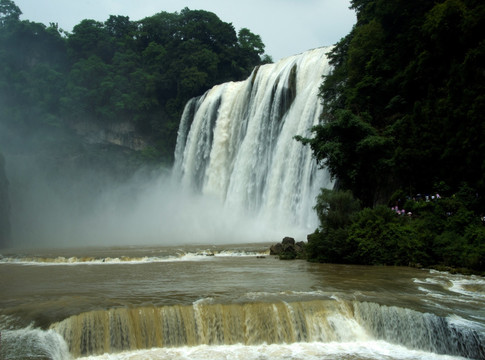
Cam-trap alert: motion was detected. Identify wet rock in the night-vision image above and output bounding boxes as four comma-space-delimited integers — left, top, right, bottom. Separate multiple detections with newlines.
269, 242, 283, 255
270, 237, 305, 260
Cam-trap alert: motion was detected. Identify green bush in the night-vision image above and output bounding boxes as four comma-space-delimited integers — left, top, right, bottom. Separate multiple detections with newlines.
306, 189, 360, 263
306, 188, 485, 273
347, 206, 425, 266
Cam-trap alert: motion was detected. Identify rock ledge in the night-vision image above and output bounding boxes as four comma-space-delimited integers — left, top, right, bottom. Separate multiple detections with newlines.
270, 237, 305, 260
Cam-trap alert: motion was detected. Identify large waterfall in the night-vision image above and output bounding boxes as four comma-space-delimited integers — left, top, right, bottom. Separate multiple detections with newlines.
173, 47, 333, 236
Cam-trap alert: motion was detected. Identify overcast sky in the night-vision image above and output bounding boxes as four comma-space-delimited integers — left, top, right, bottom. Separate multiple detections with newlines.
13, 0, 356, 61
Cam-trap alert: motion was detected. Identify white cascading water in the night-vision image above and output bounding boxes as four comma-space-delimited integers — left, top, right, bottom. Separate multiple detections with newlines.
173, 47, 333, 236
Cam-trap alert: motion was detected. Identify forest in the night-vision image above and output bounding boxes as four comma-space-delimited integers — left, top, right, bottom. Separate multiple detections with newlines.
0, 0, 270, 163
299, 0, 485, 272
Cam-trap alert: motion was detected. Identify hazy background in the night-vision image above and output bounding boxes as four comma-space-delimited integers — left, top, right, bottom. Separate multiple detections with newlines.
1, 118, 301, 248
5, 155, 297, 248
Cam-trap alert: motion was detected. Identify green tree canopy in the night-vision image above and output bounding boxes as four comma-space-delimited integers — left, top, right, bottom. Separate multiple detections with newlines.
303, 0, 485, 207
0, 2, 271, 164
302, 0, 485, 272
0, 0, 21, 25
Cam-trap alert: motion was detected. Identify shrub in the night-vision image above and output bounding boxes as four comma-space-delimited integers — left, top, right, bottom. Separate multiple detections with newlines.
347, 206, 425, 266
306, 189, 360, 263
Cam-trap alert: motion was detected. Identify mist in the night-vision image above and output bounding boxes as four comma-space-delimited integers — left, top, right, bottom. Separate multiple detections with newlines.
3, 150, 306, 249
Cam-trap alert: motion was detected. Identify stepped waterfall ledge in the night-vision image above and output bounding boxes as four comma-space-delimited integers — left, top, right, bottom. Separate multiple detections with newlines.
51, 300, 484, 358
1, 246, 485, 359
173, 47, 333, 235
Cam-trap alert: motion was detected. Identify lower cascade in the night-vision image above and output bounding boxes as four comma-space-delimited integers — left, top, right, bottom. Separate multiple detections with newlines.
50, 299, 485, 358
173, 47, 334, 233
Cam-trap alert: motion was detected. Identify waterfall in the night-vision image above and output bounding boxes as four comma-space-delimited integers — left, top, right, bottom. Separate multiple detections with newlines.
173, 47, 334, 235
51, 300, 485, 358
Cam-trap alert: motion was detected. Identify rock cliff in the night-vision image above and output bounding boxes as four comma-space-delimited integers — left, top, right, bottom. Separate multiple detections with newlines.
70, 119, 148, 151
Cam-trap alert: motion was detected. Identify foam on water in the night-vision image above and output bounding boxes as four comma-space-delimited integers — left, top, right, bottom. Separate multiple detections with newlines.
0, 249, 270, 265
414, 271, 485, 318
76, 341, 468, 360
448, 277, 485, 299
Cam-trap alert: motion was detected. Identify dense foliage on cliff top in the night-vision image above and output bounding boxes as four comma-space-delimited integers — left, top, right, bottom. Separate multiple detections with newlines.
301, 0, 485, 271
0, 0, 271, 163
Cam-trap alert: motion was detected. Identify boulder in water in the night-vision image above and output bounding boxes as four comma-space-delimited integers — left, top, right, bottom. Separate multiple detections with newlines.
270, 237, 305, 260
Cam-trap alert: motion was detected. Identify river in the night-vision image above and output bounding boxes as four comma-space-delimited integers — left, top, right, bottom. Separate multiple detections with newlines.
1, 244, 484, 359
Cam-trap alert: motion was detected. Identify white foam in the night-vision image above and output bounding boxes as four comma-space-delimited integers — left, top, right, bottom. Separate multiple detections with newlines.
76, 341, 467, 360
414, 271, 485, 312
243, 289, 331, 301
448, 277, 485, 299
0, 250, 268, 266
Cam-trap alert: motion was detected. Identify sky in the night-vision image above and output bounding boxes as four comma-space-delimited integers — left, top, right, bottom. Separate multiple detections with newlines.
13, 0, 356, 61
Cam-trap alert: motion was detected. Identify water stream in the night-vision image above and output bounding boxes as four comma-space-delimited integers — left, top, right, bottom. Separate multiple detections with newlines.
1, 245, 484, 359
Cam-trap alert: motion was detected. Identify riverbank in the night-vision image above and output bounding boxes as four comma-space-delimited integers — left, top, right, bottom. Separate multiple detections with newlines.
269, 236, 485, 277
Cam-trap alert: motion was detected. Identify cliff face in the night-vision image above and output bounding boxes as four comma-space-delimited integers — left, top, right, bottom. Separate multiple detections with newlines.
0, 152, 10, 247
69, 119, 148, 151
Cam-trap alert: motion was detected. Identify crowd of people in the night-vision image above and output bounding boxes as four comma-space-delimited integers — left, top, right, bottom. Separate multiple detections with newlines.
391, 192, 485, 225
391, 193, 442, 217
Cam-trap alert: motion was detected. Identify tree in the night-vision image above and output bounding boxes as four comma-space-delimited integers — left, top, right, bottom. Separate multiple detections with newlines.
297, 110, 393, 206
68, 19, 114, 62
178, 8, 238, 52
0, 0, 21, 26
105, 15, 135, 40
236, 28, 268, 72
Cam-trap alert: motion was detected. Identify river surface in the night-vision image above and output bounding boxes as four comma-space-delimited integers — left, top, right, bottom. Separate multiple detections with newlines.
1, 244, 484, 359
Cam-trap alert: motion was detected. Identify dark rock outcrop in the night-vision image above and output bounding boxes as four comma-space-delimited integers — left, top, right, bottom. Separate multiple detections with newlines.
270, 237, 305, 260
